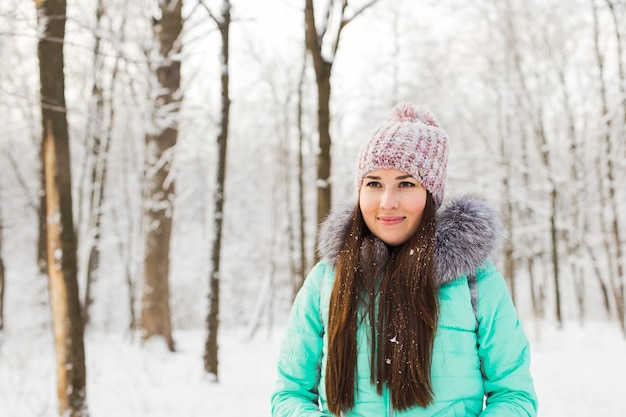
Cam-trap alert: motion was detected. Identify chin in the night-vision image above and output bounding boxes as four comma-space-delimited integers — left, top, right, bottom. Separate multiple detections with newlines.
380, 236, 407, 247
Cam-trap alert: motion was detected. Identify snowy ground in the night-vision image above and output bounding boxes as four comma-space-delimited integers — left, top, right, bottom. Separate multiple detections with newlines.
1, 320, 625, 416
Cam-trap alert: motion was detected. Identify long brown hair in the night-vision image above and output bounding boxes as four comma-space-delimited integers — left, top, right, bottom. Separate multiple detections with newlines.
325, 192, 439, 414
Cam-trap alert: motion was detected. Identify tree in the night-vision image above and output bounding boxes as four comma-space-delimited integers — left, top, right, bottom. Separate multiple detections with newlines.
140, 0, 184, 351
203, 0, 231, 380
603, 0, 626, 127
294, 46, 310, 299
304, 0, 380, 237
237, 33, 309, 328
34, 0, 88, 415
602, 0, 626, 330
591, 0, 625, 334
80, 0, 116, 328
0, 194, 4, 331
498, 0, 563, 326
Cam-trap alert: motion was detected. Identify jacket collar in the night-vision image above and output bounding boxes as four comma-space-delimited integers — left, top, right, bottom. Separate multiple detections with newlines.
316, 195, 502, 287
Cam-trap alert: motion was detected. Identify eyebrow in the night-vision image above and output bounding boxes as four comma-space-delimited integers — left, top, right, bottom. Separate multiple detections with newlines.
364, 174, 413, 180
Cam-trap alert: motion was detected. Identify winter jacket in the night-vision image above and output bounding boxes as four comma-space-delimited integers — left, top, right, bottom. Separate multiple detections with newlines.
271, 196, 538, 416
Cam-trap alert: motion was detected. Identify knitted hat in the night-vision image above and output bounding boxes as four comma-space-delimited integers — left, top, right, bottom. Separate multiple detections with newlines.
356, 102, 449, 209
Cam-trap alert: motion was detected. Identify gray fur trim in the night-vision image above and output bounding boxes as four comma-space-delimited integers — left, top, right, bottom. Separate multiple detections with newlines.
433, 195, 502, 285
316, 195, 502, 287
316, 201, 356, 264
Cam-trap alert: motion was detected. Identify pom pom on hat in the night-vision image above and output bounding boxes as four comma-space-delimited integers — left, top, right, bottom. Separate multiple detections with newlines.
388, 102, 439, 127
356, 102, 449, 209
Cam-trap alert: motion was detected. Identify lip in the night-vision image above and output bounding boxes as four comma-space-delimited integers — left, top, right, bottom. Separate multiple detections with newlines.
378, 216, 405, 226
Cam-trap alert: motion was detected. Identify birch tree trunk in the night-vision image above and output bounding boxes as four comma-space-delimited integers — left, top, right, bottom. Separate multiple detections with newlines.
140, 0, 183, 351
204, 0, 231, 379
34, 0, 88, 415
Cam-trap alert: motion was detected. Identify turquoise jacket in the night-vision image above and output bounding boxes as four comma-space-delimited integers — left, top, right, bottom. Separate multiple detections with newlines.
272, 197, 537, 416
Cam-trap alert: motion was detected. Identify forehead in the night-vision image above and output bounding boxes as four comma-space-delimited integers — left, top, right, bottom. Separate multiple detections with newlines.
364, 168, 413, 179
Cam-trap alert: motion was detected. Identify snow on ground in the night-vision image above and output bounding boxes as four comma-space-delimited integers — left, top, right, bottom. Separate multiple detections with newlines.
527, 320, 626, 416
0, 320, 625, 416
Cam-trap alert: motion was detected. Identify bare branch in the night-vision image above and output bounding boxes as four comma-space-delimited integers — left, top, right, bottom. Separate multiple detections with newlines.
198, 0, 221, 26
2, 149, 38, 213
342, 0, 379, 28
334, 0, 380, 56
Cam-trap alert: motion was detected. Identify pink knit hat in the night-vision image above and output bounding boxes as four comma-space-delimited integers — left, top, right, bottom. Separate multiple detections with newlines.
356, 102, 449, 209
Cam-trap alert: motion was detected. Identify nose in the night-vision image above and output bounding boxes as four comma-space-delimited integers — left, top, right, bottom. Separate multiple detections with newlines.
380, 188, 399, 210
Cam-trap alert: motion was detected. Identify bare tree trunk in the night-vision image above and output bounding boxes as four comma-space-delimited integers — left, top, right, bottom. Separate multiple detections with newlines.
548, 186, 562, 326
105, 3, 137, 335
528, 78, 562, 328
527, 258, 539, 319
555, 51, 586, 323
521, 130, 544, 320
38, 151, 48, 276
587, 242, 612, 317
111, 167, 139, 334
203, 0, 231, 380
501, 177, 516, 301
247, 186, 280, 340
497, 90, 516, 302
294, 47, 308, 299
304, 0, 381, 248
592, 0, 625, 334
0, 197, 4, 331
504, 0, 562, 325
600, 3, 626, 334
604, 0, 626, 126
530, 111, 563, 327
494, 1, 544, 312
83, 0, 114, 328
304, 0, 332, 235
34, 0, 88, 415
140, 0, 183, 352
0, 259, 3, 332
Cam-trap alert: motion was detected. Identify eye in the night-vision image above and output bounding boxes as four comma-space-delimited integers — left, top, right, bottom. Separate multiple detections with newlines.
365, 181, 382, 188
399, 181, 416, 188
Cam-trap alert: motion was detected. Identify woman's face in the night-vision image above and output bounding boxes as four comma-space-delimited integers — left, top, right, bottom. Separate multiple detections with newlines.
359, 168, 427, 246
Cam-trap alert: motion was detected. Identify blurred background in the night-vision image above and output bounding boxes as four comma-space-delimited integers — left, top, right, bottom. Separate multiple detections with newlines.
0, 0, 624, 416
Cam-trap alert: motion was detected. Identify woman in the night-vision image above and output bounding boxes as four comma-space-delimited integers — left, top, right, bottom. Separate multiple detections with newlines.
271, 103, 537, 416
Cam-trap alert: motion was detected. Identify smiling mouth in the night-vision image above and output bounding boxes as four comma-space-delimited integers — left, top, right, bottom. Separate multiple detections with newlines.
378, 216, 404, 226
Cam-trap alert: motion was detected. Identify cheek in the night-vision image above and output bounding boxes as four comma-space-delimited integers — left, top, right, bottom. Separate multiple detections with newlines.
358, 191, 377, 224
418, 193, 427, 210
358, 190, 375, 214
411, 192, 427, 216
417, 190, 426, 213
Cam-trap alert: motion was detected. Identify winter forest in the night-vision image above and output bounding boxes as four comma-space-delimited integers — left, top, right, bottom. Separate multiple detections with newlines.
0, 0, 625, 416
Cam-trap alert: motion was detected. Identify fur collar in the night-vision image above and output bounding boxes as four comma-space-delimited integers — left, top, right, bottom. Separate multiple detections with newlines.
316, 195, 503, 287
